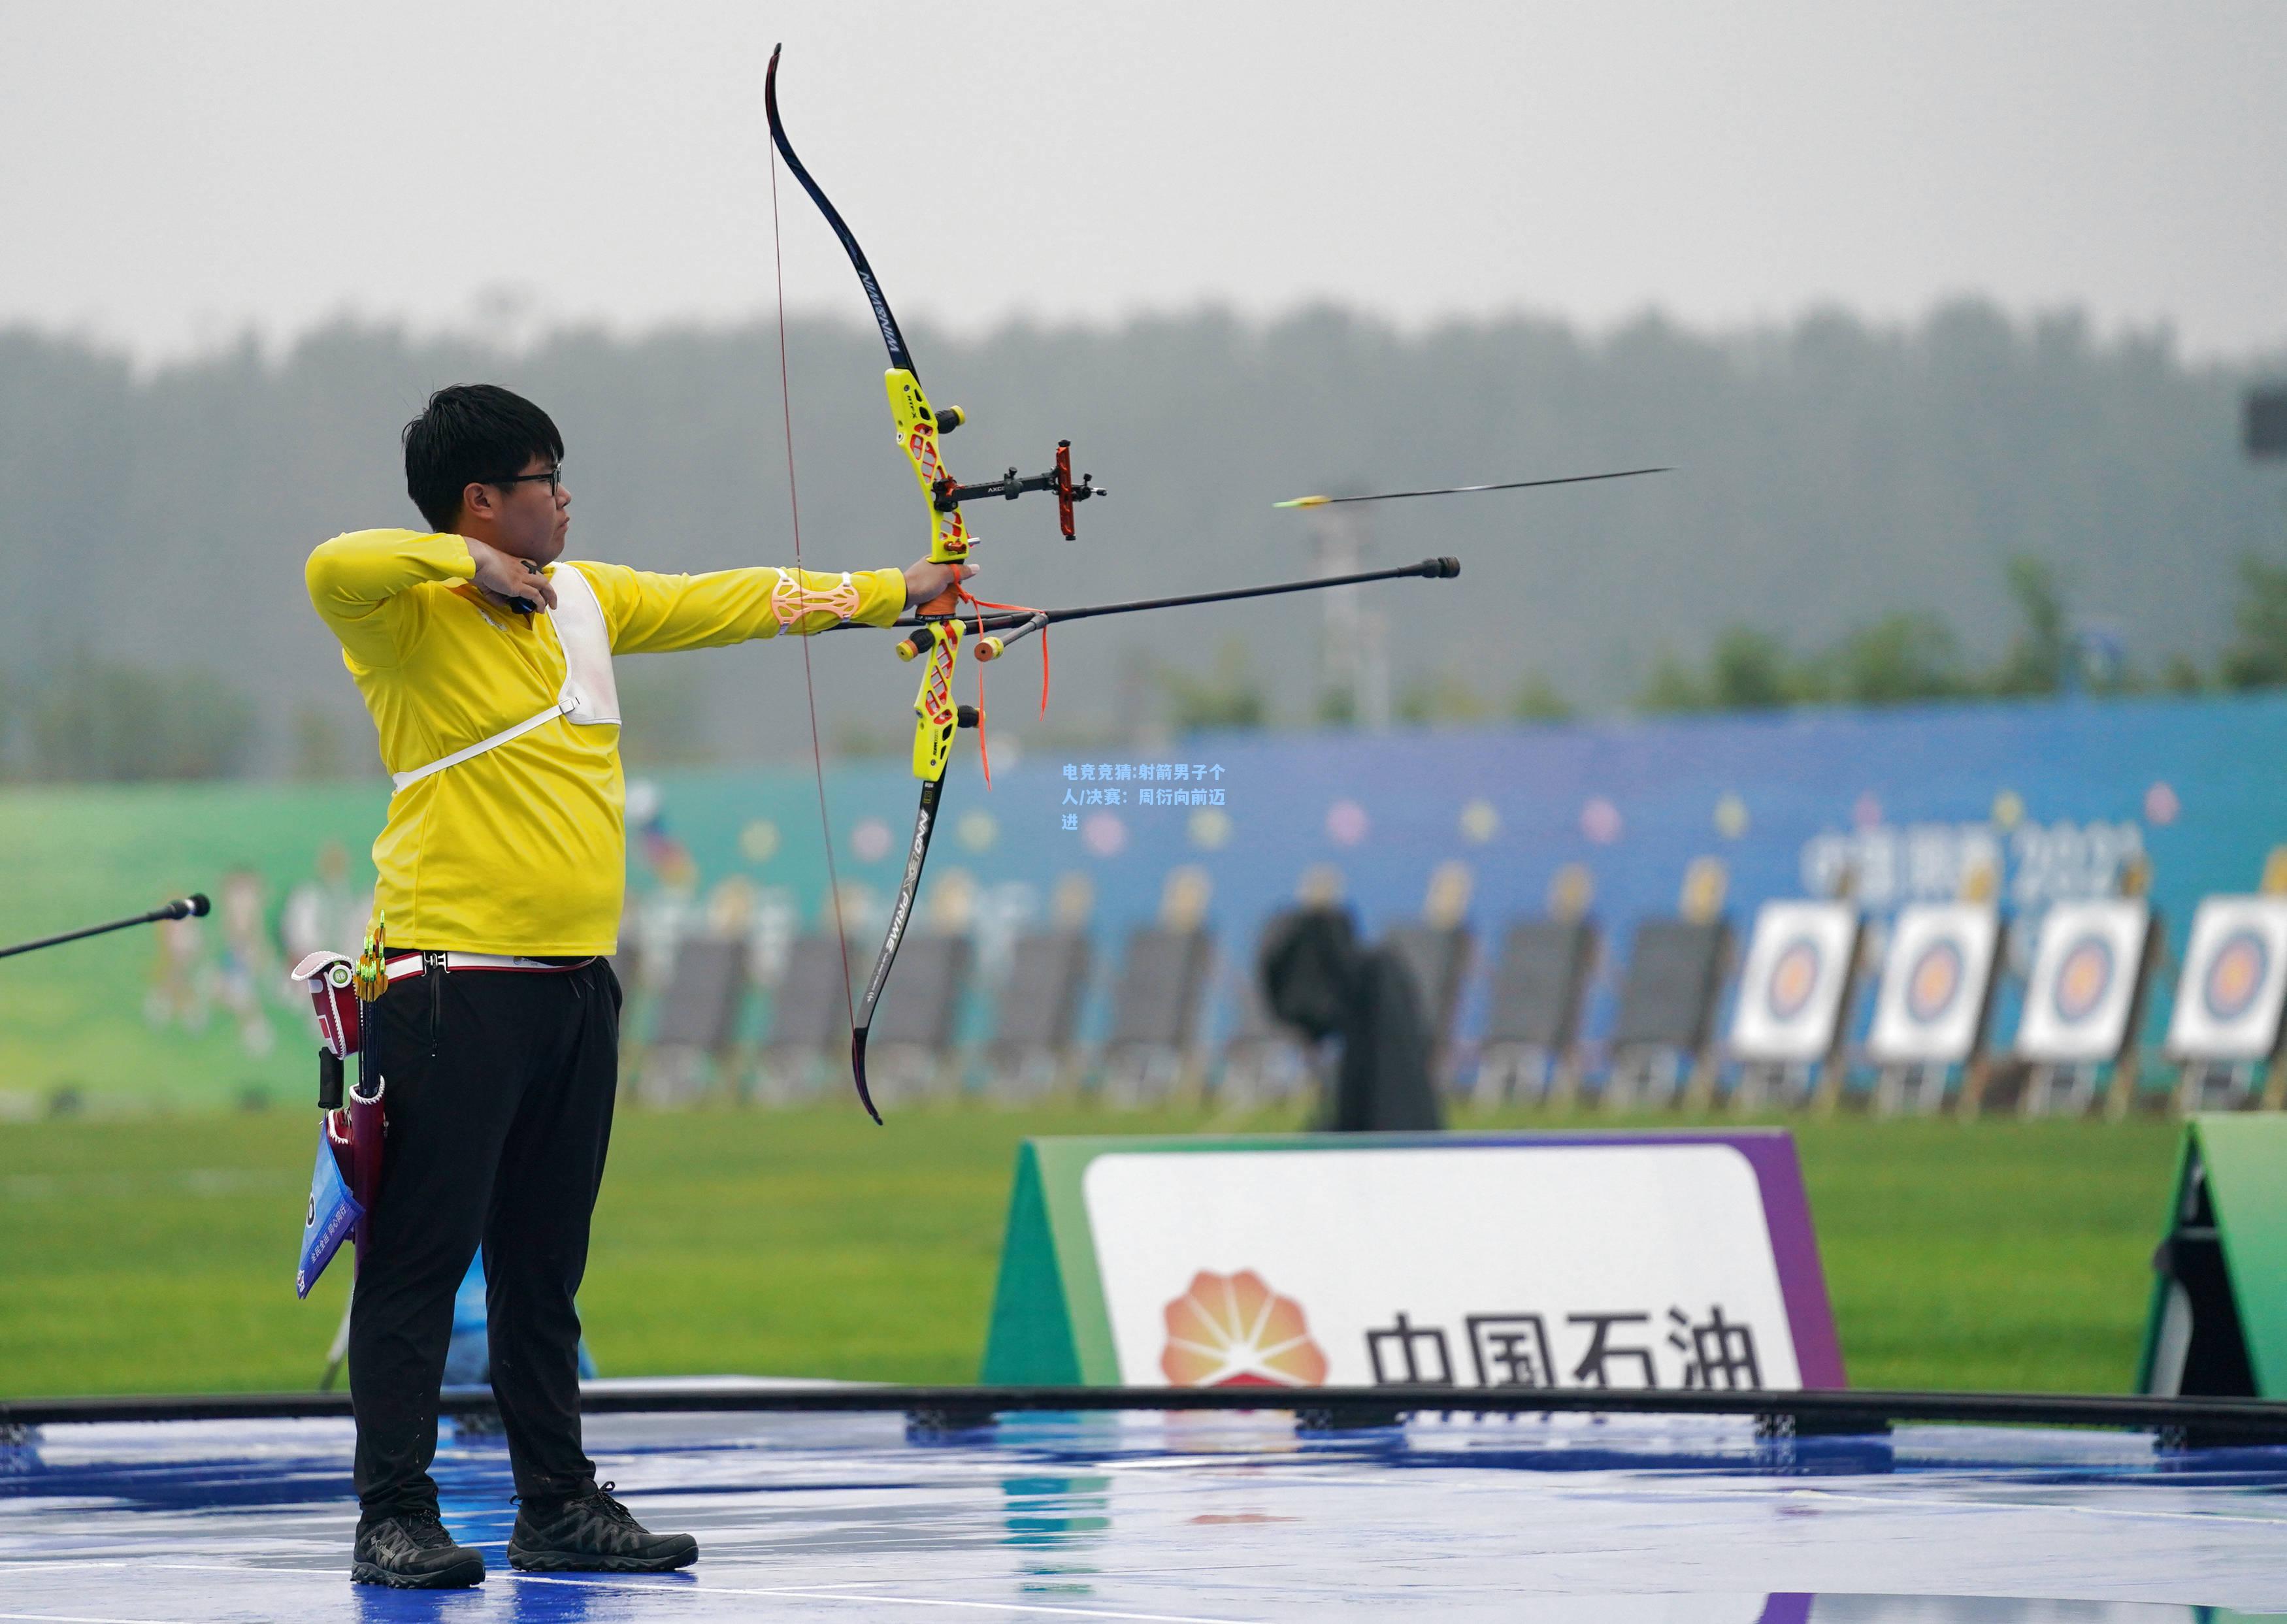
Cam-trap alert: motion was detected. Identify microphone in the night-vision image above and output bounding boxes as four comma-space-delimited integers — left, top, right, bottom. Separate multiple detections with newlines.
0, 892, 216, 962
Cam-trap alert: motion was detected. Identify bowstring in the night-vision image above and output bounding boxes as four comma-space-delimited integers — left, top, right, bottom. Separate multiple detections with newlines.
769, 129, 859, 1041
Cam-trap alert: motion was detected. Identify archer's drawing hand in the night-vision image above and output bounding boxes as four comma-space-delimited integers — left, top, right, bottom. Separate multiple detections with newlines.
902, 559, 978, 608
467, 539, 559, 613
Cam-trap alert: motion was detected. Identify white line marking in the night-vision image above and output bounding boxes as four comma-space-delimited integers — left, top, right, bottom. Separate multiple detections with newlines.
0, 1612, 191, 1624
506, 1573, 1264, 1623
127, 1561, 1262, 1621
1784, 1485, 2287, 1529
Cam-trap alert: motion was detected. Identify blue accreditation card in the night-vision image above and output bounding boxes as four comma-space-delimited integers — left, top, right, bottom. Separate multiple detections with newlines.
295, 1121, 363, 1299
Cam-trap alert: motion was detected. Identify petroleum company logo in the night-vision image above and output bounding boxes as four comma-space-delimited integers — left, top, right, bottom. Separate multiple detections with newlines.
1160, 1269, 1329, 1388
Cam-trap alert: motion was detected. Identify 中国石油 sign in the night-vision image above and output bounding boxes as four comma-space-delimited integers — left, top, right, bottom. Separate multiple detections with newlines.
981, 1130, 1845, 1391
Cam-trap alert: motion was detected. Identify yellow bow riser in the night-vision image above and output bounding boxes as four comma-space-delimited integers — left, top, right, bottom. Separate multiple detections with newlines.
885, 369, 971, 593
895, 619, 964, 783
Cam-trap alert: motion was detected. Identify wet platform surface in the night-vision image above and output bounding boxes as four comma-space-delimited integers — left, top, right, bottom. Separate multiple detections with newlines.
5, 1408, 2287, 1621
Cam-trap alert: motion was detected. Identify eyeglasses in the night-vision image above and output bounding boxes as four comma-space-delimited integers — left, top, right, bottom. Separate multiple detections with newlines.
494, 464, 565, 496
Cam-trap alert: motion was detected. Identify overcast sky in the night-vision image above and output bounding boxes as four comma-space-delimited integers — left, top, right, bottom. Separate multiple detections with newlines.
4, 1, 2282, 364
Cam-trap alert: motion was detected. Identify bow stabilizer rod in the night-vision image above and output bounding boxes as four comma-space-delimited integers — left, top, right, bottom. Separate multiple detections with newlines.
1275, 466, 1670, 509
883, 556, 1463, 636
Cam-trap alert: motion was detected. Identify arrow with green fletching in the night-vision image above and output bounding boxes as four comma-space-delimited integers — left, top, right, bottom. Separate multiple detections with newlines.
1275, 466, 1671, 509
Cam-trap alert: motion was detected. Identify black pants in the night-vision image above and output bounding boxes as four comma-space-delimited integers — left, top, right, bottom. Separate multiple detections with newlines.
350, 958, 619, 1516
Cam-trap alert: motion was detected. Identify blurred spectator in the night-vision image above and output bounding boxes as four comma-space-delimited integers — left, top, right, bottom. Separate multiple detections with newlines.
208, 868, 276, 1058
144, 913, 210, 1033
282, 839, 370, 962
1260, 905, 1441, 1132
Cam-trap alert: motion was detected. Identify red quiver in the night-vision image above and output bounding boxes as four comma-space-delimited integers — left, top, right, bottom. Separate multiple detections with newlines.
348, 1059, 385, 1256
291, 950, 363, 1058
289, 950, 386, 1262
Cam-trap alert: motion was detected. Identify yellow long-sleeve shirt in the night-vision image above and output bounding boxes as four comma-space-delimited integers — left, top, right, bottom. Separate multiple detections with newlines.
306, 528, 905, 955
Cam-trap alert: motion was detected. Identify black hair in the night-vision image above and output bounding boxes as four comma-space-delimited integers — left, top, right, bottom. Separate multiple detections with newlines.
401, 384, 564, 533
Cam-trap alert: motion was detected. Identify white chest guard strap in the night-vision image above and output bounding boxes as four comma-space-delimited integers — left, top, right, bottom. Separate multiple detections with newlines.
389, 562, 620, 795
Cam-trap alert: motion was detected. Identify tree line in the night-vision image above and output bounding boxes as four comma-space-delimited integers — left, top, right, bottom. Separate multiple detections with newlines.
1160, 549, 2287, 729
0, 299, 2279, 779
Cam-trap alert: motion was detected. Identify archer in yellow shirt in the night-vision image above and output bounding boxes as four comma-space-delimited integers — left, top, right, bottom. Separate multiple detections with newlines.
307, 530, 910, 954
312, 383, 969, 1588
307, 445, 965, 958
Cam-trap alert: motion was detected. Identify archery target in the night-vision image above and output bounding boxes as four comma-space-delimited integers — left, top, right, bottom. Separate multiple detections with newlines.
2053, 937, 2117, 1026
2016, 900, 2151, 1064
1768, 940, 1821, 1020
1905, 940, 1965, 1025
2166, 896, 2287, 1061
2205, 934, 2269, 1022
1729, 901, 1858, 1063
1868, 903, 1999, 1064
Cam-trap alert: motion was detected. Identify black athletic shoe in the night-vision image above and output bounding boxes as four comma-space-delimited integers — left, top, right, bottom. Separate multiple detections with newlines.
508, 1481, 699, 1573
351, 1508, 485, 1588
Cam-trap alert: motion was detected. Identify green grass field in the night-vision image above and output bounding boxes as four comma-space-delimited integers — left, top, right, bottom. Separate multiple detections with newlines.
0, 1105, 2180, 1399
0, 780, 390, 1118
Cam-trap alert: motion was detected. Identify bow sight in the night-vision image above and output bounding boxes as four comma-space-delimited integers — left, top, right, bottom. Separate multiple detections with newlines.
927, 430, 1104, 542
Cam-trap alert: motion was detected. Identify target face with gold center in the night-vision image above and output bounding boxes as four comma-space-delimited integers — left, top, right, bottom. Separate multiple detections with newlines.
2203, 930, 2270, 1024
1904, 940, 1964, 1026
1765, 937, 1822, 1022
2052, 935, 2116, 1026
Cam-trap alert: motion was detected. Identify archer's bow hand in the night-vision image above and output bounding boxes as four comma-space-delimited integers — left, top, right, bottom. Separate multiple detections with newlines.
902, 558, 978, 611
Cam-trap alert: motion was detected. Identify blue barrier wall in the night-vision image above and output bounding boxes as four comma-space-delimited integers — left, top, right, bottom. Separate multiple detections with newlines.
631, 692, 2287, 1052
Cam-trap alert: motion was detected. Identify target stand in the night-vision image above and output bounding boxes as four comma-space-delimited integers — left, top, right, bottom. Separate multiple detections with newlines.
2176, 1060, 2267, 1114
1865, 904, 2003, 1118
2009, 900, 2160, 1119
2166, 897, 2287, 1114
1730, 1061, 1818, 1114
1726, 901, 1862, 1114
2012, 1062, 2100, 1118
1871, 1062, 1952, 1116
